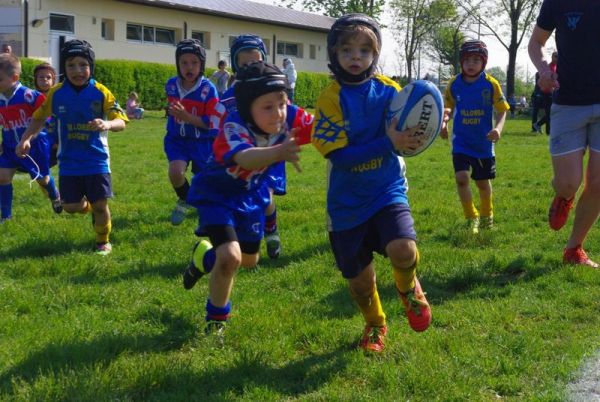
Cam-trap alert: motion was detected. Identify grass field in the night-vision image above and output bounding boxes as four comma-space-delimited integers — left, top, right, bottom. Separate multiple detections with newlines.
2, 111, 600, 401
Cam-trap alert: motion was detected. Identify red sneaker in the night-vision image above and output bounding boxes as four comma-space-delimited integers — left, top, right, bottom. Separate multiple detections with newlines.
563, 246, 599, 268
548, 196, 574, 231
398, 278, 431, 332
358, 325, 387, 352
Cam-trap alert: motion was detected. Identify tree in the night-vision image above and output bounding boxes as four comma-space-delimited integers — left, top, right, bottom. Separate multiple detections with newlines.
282, 0, 385, 19
486, 66, 506, 83
390, 0, 457, 81
427, 15, 468, 75
456, 0, 542, 99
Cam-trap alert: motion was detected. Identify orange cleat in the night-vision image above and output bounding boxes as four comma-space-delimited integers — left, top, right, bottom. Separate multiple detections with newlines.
398, 278, 431, 332
563, 246, 599, 268
358, 325, 387, 353
548, 196, 574, 231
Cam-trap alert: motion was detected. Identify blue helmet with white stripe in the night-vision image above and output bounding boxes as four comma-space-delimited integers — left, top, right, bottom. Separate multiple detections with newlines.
230, 34, 267, 74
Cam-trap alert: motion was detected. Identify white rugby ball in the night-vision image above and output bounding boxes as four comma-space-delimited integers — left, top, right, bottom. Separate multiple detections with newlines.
387, 80, 444, 157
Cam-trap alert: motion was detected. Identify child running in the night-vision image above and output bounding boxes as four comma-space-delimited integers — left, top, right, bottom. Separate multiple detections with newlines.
182, 61, 313, 339
312, 13, 432, 353
217, 34, 296, 259
440, 40, 510, 234
17, 39, 127, 255
0, 53, 61, 223
164, 39, 221, 226
33, 62, 58, 168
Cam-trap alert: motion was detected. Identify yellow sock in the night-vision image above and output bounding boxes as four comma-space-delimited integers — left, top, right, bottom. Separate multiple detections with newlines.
95, 220, 112, 244
461, 200, 479, 219
480, 195, 493, 218
80, 201, 92, 214
349, 285, 386, 327
393, 249, 419, 293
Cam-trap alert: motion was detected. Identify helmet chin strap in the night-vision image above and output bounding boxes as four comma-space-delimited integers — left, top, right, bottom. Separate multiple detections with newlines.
328, 60, 377, 83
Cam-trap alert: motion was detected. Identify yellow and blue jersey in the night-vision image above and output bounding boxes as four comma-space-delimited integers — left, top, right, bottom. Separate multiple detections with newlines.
33, 79, 128, 176
312, 75, 409, 232
444, 72, 510, 158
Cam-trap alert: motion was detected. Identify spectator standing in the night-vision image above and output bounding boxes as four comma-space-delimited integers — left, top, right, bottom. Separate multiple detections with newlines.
282, 58, 297, 102
209, 60, 230, 97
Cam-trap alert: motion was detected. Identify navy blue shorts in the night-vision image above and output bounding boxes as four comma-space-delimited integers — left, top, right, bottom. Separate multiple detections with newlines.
59, 173, 113, 204
452, 153, 496, 180
195, 203, 264, 246
196, 224, 261, 255
163, 135, 213, 173
329, 203, 417, 279
0, 136, 51, 178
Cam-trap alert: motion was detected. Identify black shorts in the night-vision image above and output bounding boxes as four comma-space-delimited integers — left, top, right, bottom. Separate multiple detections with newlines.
59, 173, 113, 204
196, 224, 261, 255
329, 203, 417, 279
452, 153, 496, 180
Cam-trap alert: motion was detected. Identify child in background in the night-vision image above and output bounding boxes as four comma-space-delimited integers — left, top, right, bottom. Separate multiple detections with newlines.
183, 61, 313, 339
0, 54, 61, 222
440, 40, 509, 234
217, 34, 292, 259
209, 60, 230, 97
312, 14, 432, 353
17, 39, 127, 255
33, 62, 58, 167
126, 91, 144, 120
164, 39, 221, 226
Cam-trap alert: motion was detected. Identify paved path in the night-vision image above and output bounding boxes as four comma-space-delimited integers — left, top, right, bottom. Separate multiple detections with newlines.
569, 354, 600, 401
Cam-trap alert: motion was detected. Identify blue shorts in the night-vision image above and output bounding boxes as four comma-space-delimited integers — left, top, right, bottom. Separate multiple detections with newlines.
198, 224, 261, 254
452, 153, 496, 180
549, 103, 600, 156
195, 203, 264, 244
329, 203, 417, 279
163, 135, 213, 173
0, 137, 51, 179
265, 161, 287, 195
59, 173, 113, 204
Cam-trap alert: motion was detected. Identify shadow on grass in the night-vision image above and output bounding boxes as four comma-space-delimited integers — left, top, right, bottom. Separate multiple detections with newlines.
0, 237, 93, 260
315, 254, 561, 321
0, 309, 194, 395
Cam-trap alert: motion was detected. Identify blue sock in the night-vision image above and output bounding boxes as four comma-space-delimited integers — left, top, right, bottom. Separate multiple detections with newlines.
265, 209, 277, 234
0, 184, 13, 219
43, 176, 59, 200
205, 299, 232, 322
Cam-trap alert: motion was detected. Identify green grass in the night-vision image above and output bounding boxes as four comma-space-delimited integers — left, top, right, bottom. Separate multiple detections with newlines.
1, 112, 599, 401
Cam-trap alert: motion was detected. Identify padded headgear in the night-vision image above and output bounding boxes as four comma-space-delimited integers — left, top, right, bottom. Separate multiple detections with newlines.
327, 13, 381, 83
234, 61, 288, 129
230, 34, 267, 74
60, 39, 95, 76
175, 39, 206, 78
459, 40, 488, 74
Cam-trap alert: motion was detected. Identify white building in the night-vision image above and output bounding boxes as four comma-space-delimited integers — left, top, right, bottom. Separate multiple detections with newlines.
1, 0, 334, 73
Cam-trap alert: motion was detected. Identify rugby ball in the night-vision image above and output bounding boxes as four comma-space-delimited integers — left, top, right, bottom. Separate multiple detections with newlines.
387, 80, 444, 157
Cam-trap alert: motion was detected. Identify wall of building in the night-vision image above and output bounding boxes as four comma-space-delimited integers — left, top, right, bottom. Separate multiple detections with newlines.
24, 0, 330, 73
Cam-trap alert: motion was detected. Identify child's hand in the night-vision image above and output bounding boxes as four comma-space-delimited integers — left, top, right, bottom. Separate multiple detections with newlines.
280, 129, 301, 172
89, 118, 112, 131
167, 101, 189, 122
440, 108, 452, 139
487, 128, 501, 143
386, 119, 421, 153
16, 139, 30, 158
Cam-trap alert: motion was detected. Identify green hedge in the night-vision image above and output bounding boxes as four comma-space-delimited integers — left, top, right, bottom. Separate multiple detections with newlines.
19, 58, 331, 110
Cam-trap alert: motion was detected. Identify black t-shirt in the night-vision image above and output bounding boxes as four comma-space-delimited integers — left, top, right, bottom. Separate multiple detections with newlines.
537, 0, 600, 105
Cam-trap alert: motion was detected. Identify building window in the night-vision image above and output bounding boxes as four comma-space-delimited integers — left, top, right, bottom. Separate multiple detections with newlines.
191, 31, 210, 49
309, 44, 316, 60
277, 41, 301, 58
127, 23, 176, 45
49, 13, 74, 33
101, 19, 114, 40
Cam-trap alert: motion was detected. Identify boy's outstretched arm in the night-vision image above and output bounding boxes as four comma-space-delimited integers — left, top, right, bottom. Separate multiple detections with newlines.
16, 118, 46, 157
234, 134, 300, 171
89, 118, 126, 132
440, 108, 453, 139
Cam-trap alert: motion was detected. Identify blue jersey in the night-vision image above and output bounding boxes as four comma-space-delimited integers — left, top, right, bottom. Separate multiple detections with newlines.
187, 105, 313, 213
444, 72, 510, 158
537, 0, 600, 105
33, 79, 128, 176
312, 75, 409, 232
0, 83, 45, 149
164, 76, 221, 140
